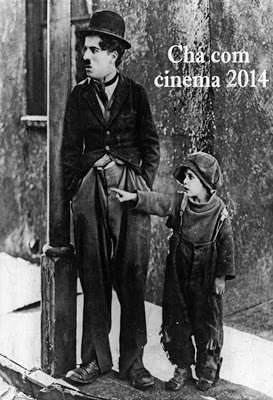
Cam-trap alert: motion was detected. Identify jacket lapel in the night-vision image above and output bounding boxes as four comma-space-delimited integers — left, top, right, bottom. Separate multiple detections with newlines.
81, 74, 130, 127
82, 79, 105, 126
106, 74, 130, 127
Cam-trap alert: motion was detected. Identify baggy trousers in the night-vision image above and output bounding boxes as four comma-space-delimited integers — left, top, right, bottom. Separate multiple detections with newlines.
161, 232, 223, 381
72, 163, 151, 378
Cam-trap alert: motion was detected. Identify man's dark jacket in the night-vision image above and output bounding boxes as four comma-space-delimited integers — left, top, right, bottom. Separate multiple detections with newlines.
62, 73, 160, 198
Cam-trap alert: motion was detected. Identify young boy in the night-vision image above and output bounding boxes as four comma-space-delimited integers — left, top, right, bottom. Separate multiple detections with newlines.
111, 152, 235, 392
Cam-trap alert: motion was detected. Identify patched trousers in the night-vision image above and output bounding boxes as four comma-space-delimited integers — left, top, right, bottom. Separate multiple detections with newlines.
72, 163, 151, 378
161, 232, 223, 381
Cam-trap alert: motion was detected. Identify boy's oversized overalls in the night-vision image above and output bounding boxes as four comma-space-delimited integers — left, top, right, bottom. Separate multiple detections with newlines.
161, 199, 233, 381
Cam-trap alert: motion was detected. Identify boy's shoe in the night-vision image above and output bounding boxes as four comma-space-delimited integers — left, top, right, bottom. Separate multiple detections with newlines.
65, 360, 100, 384
165, 367, 192, 391
196, 378, 214, 391
196, 356, 222, 391
128, 367, 155, 389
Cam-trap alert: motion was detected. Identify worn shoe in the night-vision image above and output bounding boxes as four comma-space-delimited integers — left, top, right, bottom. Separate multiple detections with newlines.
196, 377, 214, 391
65, 360, 100, 384
128, 367, 155, 389
165, 367, 192, 391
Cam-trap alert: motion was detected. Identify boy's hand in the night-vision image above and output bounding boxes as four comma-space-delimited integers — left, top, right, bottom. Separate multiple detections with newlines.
213, 276, 225, 295
110, 188, 137, 203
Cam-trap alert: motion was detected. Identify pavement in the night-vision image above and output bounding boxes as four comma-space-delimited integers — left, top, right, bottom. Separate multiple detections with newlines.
0, 252, 273, 399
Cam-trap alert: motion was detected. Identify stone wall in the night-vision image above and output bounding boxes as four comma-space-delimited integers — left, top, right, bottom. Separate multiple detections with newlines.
211, 0, 273, 313
0, 0, 47, 261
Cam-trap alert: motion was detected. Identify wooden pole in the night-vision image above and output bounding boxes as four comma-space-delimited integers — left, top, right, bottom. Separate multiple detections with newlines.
41, 0, 77, 377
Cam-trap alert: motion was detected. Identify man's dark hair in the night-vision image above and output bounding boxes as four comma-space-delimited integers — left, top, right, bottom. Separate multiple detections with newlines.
85, 31, 126, 67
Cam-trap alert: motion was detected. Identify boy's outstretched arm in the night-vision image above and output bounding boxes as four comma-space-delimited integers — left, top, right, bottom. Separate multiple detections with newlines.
111, 188, 183, 218
111, 188, 137, 202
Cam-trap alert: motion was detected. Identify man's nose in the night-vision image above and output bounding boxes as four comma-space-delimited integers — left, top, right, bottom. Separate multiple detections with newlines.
83, 49, 91, 61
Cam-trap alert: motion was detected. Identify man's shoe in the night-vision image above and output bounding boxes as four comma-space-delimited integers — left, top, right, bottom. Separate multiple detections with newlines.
165, 367, 192, 391
128, 367, 155, 389
65, 360, 100, 384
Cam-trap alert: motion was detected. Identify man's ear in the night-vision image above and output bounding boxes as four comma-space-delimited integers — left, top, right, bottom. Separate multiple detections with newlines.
111, 51, 118, 63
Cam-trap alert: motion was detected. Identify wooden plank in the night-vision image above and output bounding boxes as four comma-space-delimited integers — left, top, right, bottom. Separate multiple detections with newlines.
0, 355, 98, 400
1, 353, 272, 400
0, 354, 39, 398
58, 370, 273, 400
39, 385, 99, 400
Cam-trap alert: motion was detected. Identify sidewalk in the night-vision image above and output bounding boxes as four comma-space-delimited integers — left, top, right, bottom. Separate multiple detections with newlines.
0, 252, 273, 399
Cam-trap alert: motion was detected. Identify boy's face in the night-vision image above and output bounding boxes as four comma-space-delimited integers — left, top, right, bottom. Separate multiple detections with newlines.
83, 35, 117, 81
183, 168, 209, 202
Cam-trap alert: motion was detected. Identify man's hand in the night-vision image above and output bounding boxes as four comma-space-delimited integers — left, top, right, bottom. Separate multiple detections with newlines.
111, 188, 137, 203
213, 276, 225, 295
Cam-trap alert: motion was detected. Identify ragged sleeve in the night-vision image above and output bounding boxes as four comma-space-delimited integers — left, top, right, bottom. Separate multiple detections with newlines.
134, 191, 183, 218
216, 216, 236, 280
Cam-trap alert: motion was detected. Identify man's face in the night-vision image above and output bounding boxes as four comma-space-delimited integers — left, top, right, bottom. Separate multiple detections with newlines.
83, 36, 117, 81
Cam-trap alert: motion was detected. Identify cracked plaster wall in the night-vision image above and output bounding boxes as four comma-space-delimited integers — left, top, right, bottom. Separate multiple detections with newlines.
211, 0, 273, 313
0, 0, 47, 262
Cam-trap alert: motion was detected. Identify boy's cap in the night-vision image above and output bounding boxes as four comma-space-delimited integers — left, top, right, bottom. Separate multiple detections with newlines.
79, 10, 131, 49
173, 152, 223, 191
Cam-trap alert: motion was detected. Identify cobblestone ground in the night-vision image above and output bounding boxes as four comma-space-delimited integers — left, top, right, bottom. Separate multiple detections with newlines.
0, 377, 34, 400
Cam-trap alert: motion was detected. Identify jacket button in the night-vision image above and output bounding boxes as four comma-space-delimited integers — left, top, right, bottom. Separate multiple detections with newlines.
106, 130, 110, 135
105, 145, 110, 151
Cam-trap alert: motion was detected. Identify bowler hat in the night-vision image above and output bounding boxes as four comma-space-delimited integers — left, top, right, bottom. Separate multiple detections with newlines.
80, 10, 131, 49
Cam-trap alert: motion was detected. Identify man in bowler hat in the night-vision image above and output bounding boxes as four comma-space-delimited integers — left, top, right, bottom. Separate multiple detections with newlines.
62, 10, 160, 389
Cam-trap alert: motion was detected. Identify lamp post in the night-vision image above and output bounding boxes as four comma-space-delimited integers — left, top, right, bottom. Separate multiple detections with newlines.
41, 0, 77, 377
